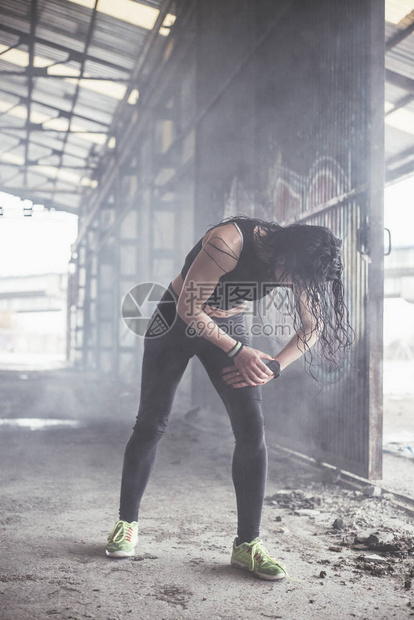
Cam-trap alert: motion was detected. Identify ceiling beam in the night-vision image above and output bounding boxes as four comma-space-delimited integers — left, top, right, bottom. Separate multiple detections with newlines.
386, 161, 414, 183
3, 126, 108, 133
25, 0, 37, 185
0, 130, 91, 160
73, 0, 175, 252
386, 144, 414, 167
385, 93, 414, 117
52, 0, 100, 196
385, 69, 414, 94
0, 85, 111, 126
0, 23, 131, 74
386, 19, 414, 52
0, 70, 127, 81
99, 0, 175, 153
0, 186, 83, 194
1, 162, 92, 170
1, 169, 82, 186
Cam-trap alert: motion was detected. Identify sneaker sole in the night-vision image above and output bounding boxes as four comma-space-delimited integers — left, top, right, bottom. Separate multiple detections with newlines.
105, 549, 136, 558
231, 558, 286, 581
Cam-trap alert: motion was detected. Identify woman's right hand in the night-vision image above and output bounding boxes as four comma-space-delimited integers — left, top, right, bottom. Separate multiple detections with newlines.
221, 346, 274, 387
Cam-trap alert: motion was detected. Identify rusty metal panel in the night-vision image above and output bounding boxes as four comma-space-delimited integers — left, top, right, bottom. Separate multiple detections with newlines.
253, 0, 385, 479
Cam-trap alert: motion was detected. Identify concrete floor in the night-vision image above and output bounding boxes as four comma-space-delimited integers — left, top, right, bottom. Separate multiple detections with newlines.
1, 369, 414, 620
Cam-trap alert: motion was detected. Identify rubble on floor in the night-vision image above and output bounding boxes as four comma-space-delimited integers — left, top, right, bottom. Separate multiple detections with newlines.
265, 480, 414, 590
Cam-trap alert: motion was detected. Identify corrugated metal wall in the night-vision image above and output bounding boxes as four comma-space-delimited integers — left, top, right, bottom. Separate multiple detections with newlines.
255, 1, 384, 479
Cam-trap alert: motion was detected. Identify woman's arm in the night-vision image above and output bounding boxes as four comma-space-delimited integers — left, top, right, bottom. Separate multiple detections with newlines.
177, 224, 274, 386
274, 328, 319, 371
222, 288, 320, 388
177, 224, 241, 352
271, 287, 319, 370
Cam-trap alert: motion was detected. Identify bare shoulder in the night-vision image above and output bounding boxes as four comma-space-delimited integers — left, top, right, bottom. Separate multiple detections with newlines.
189, 222, 242, 275
202, 222, 243, 252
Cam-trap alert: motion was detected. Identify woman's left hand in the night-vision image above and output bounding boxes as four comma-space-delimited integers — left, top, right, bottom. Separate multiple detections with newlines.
222, 360, 278, 389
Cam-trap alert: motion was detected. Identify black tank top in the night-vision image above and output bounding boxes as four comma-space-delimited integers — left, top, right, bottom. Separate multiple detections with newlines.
180, 217, 278, 310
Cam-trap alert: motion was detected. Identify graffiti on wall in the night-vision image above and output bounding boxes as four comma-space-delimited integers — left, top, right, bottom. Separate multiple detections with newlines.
269, 156, 349, 235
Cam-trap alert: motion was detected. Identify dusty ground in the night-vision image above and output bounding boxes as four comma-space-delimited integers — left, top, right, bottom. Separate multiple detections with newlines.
381, 357, 414, 502
382, 391, 414, 498
1, 369, 414, 620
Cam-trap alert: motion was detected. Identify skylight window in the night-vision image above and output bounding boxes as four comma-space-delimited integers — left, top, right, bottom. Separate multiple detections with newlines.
0, 45, 127, 100
80, 177, 98, 188
65, 78, 127, 100
68, 0, 157, 28
385, 108, 414, 136
47, 64, 81, 77
66, 0, 175, 35
67, 0, 95, 7
35, 166, 82, 185
43, 117, 70, 132
98, 0, 159, 29
0, 100, 15, 114
160, 13, 176, 36
0, 44, 53, 68
45, 117, 105, 143
1, 152, 25, 166
0, 100, 108, 144
70, 131, 107, 145
127, 89, 140, 105
32, 166, 95, 188
0, 100, 53, 124
7, 105, 28, 121
31, 110, 54, 124
385, 0, 414, 24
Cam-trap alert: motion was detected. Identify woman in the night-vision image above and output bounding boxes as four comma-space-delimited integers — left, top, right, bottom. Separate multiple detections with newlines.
105, 215, 352, 581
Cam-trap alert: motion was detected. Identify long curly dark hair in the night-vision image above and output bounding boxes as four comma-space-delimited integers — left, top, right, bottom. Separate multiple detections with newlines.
220, 215, 354, 375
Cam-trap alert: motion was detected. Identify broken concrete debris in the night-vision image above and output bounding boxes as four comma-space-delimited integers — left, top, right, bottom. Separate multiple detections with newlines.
265, 483, 414, 586
265, 490, 323, 511
363, 485, 382, 498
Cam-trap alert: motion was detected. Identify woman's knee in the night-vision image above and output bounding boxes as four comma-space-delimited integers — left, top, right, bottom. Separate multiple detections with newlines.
235, 425, 266, 450
230, 401, 266, 447
131, 414, 169, 445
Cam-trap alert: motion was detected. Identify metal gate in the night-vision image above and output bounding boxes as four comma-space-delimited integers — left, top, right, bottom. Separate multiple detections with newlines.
253, 0, 385, 479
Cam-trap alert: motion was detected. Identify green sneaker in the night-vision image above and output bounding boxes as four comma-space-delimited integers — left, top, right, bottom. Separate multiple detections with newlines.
231, 537, 287, 581
105, 520, 138, 557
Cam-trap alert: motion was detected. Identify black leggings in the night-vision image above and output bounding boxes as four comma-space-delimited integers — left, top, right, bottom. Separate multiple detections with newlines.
119, 284, 267, 544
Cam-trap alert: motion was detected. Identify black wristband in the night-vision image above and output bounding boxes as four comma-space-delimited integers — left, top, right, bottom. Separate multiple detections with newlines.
227, 341, 243, 359
232, 343, 244, 359
264, 359, 281, 379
